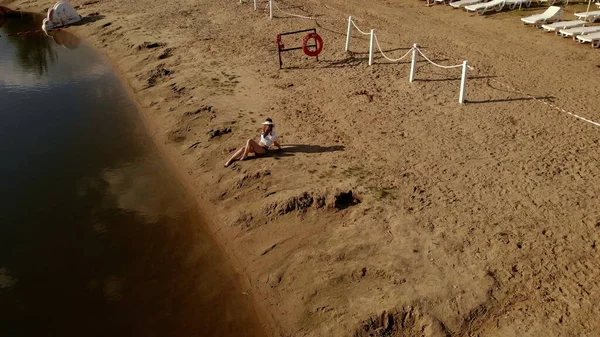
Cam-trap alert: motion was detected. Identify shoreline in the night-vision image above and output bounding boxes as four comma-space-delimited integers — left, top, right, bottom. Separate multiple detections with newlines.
0, 18, 267, 336
89, 35, 276, 336
109, 46, 278, 337
2, 2, 275, 335
6, 0, 600, 335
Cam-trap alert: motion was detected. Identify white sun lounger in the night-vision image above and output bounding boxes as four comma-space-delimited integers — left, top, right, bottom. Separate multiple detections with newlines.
521, 6, 563, 25
575, 10, 600, 22
465, 0, 506, 14
539, 0, 568, 5
541, 20, 586, 32
558, 25, 600, 38
449, 0, 485, 8
505, 0, 531, 9
576, 31, 600, 47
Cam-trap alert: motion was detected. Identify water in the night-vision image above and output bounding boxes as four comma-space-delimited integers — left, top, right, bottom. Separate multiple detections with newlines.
0, 13, 264, 337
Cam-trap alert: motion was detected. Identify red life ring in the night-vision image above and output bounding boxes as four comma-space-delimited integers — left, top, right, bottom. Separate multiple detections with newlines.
302, 33, 323, 57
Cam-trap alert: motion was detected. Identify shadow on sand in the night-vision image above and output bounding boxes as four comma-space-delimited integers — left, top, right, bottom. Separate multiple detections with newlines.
242, 144, 345, 162
71, 14, 106, 26
466, 77, 556, 104
467, 96, 556, 104
280, 144, 345, 154
417, 75, 497, 83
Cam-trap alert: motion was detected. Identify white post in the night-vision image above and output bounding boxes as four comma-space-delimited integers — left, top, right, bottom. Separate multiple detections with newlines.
368, 29, 375, 66
254, 0, 257, 10
345, 16, 352, 51
409, 43, 418, 82
269, 0, 273, 19
459, 60, 468, 104
585, 0, 592, 19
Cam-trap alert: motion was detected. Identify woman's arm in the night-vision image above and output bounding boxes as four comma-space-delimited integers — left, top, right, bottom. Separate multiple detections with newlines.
273, 141, 282, 149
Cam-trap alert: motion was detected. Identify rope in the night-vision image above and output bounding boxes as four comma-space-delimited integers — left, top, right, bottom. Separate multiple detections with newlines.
0, 29, 46, 38
490, 79, 600, 128
350, 18, 371, 35
415, 46, 464, 69
373, 33, 413, 62
272, 0, 317, 20
256, 3, 597, 128
264, 0, 345, 21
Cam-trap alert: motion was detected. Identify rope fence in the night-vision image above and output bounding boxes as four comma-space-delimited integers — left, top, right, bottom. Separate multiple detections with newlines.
233, 0, 599, 120
489, 78, 600, 128
346, 16, 470, 103
350, 18, 371, 35
414, 46, 465, 69
271, 0, 317, 20
239, 0, 259, 11
267, 0, 346, 22
374, 34, 413, 62
239, 0, 345, 22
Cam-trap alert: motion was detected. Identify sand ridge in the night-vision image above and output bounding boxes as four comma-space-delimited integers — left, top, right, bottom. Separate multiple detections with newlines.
5, 0, 600, 335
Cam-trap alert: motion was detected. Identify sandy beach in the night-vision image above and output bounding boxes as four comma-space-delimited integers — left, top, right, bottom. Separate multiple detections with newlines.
4, 0, 600, 335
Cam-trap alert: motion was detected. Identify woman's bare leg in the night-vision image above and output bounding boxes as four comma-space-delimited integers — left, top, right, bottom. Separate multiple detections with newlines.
241, 139, 266, 160
240, 140, 253, 160
225, 147, 245, 167
225, 139, 267, 167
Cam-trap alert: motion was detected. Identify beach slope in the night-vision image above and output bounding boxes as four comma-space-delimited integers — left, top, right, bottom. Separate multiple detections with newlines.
5, 0, 600, 335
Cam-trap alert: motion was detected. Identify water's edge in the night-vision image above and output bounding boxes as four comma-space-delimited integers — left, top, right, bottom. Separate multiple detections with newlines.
105, 55, 272, 335
62, 19, 276, 337
85, 33, 271, 334
74, 27, 272, 337
0, 7, 270, 336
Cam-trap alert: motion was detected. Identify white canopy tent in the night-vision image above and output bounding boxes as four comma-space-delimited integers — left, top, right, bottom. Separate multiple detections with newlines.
42, 1, 82, 31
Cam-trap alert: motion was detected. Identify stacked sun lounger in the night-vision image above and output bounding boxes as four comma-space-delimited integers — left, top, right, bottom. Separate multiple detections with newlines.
542, 20, 587, 34
576, 31, 600, 47
505, 0, 531, 10
521, 6, 563, 25
558, 26, 600, 38
423, 0, 600, 49
464, 0, 506, 15
449, 0, 485, 9
541, 20, 586, 33
575, 10, 600, 22
538, 0, 568, 5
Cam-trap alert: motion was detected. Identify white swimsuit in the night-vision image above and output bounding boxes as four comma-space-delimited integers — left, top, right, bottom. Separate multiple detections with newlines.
260, 131, 277, 147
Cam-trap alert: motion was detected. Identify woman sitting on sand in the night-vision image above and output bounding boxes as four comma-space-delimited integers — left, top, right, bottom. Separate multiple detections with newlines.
224, 118, 281, 167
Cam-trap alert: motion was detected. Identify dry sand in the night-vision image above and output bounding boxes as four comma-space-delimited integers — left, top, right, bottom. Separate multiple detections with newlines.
4, 0, 600, 335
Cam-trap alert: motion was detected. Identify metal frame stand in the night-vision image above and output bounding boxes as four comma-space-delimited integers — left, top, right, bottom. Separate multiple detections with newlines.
277, 28, 319, 69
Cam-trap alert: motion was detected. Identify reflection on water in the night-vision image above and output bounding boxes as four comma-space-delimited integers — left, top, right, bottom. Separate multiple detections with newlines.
47, 28, 81, 50
0, 14, 264, 337
1, 15, 104, 90
99, 158, 184, 222
1, 13, 56, 76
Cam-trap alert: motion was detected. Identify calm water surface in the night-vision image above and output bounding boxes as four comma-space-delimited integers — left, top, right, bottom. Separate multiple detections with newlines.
0, 14, 264, 337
